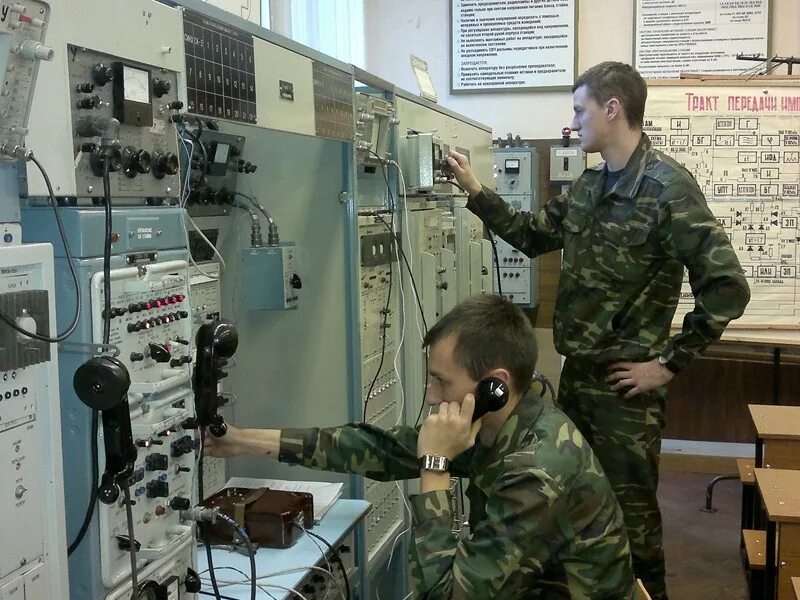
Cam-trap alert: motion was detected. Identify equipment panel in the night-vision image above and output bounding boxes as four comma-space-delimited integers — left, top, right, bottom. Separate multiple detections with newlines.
0, 0, 52, 159
68, 46, 182, 199
90, 260, 196, 588
0, 244, 67, 599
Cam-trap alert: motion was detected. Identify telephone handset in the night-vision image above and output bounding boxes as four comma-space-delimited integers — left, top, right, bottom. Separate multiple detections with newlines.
472, 377, 509, 422
194, 318, 238, 437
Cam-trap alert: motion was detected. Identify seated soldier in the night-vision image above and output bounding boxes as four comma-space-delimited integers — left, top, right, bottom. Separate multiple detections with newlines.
205, 294, 635, 599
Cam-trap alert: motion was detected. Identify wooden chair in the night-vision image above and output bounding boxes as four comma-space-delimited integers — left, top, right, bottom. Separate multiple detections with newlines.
635, 579, 653, 600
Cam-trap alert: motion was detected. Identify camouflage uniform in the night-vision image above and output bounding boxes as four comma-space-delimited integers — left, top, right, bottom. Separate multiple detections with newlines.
280, 392, 634, 599
467, 133, 750, 599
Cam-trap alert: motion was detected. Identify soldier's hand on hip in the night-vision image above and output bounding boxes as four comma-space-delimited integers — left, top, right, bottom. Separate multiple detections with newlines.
606, 359, 674, 399
447, 150, 483, 197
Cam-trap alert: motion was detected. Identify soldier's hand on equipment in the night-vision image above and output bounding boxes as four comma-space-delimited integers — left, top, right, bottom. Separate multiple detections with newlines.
606, 358, 674, 399
418, 393, 482, 460
447, 151, 483, 197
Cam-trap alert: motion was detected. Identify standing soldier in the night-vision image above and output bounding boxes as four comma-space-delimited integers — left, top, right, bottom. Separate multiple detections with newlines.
446, 61, 750, 600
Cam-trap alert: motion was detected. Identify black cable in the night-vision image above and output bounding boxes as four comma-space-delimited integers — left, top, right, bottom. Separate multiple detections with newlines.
198, 430, 224, 600
68, 159, 115, 557
198, 592, 239, 600
0, 156, 82, 343
217, 513, 257, 600
297, 525, 351, 600
198, 567, 277, 600
182, 127, 208, 178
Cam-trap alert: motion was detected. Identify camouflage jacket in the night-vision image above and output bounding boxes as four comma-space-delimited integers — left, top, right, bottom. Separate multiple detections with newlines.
468, 133, 750, 370
280, 393, 635, 599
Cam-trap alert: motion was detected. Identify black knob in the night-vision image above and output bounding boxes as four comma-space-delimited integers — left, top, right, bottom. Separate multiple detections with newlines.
153, 78, 171, 98
245, 162, 257, 174
178, 310, 188, 319
170, 496, 191, 511
176, 466, 191, 474
76, 95, 101, 109
116, 535, 141, 552
170, 435, 194, 457
174, 338, 189, 345
130, 352, 145, 362
146, 480, 169, 498
92, 63, 113, 86
148, 343, 171, 363
122, 147, 152, 178
229, 145, 241, 157
184, 568, 202, 593
145, 453, 168, 471
90, 146, 122, 175
168, 100, 184, 110
153, 151, 179, 178
290, 274, 302, 290
76, 82, 95, 93
181, 417, 198, 430
135, 438, 152, 448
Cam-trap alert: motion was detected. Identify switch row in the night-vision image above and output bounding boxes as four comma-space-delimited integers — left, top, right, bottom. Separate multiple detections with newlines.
128, 295, 186, 313
502, 257, 526, 264
501, 272, 522, 278
126, 311, 189, 332
0, 387, 28, 400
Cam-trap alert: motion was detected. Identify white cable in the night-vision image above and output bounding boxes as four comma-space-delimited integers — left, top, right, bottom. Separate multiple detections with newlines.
185, 211, 227, 272
298, 524, 335, 600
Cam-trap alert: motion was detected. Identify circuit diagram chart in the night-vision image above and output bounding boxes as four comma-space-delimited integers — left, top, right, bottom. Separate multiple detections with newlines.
644, 83, 800, 328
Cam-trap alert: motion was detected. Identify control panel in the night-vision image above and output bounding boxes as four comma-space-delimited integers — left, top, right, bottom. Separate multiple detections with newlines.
0, 0, 52, 159
0, 244, 68, 599
401, 132, 451, 193
355, 93, 394, 165
492, 148, 539, 306
365, 480, 404, 563
181, 129, 258, 216
358, 216, 400, 426
67, 46, 182, 199
90, 260, 196, 588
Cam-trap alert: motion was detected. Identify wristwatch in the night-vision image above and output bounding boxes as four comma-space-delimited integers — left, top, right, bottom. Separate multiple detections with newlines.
419, 454, 451, 473
657, 351, 680, 374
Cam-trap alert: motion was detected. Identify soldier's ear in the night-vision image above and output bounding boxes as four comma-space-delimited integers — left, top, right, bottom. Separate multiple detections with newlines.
605, 98, 621, 122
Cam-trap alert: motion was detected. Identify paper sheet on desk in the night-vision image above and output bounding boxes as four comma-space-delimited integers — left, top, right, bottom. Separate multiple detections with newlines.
223, 477, 344, 523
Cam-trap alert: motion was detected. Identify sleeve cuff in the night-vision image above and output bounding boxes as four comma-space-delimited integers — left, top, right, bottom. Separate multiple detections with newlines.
278, 428, 307, 464
409, 489, 454, 526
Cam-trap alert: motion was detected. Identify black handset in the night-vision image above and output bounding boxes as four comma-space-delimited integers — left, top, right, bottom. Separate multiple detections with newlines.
472, 377, 509, 422
73, 356, 137, 504
194, 318, 238, 437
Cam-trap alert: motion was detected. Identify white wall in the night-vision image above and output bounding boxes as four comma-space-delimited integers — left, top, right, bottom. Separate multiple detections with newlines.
365, 0, 800, 139
202, 0, 261, 25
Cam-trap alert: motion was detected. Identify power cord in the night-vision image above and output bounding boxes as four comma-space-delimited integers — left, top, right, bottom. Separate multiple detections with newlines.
68, 159, 116, 557
198, 430, 224, 600
294, 524, 351, 599
0, 155, 82, 343
216, 512, 257, 600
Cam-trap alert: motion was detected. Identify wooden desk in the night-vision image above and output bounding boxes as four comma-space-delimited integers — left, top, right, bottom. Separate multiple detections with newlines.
791, 576, 800, 599
750, 405, 800, 470
755, 469, 800, 599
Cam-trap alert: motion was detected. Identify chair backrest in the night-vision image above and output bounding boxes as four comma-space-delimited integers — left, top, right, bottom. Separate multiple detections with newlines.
635, 579, 653, 600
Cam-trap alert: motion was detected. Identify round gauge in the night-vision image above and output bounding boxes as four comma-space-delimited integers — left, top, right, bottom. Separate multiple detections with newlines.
123, 66, 150, 104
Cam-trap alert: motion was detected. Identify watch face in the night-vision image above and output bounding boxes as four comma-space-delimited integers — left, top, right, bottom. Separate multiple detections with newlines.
123, 66, 150, 104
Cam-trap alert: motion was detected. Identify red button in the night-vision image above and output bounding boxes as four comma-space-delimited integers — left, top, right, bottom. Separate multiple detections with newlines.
154, 505, 166, 516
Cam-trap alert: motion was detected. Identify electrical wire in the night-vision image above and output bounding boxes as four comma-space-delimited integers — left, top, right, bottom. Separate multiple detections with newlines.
0, 155, 82, 343
198, 566, 277, 599
198, 429, 223, 600
68, 159, 116, 557
216, 512, 257, 600
295, 525, 351, 600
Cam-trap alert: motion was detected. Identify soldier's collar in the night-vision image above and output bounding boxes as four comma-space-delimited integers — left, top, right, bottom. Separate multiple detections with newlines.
605, 133, 653, 199
479, 391, 543, 459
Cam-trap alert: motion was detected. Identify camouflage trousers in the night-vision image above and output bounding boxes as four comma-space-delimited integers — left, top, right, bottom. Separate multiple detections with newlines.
556, 358, 668, 600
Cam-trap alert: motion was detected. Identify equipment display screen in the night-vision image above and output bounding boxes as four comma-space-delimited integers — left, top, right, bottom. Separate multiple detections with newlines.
505, 158, 521, 173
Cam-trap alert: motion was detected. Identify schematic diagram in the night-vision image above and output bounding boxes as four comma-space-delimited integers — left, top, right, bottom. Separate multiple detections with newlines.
645, 85, 800, 327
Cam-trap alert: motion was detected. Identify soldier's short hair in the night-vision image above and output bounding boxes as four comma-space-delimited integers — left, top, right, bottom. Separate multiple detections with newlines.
572, 61, 647, 129
422, 294, 537, 394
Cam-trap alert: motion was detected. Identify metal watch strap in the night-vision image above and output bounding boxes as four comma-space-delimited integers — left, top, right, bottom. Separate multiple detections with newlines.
420, 454, 450, 473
